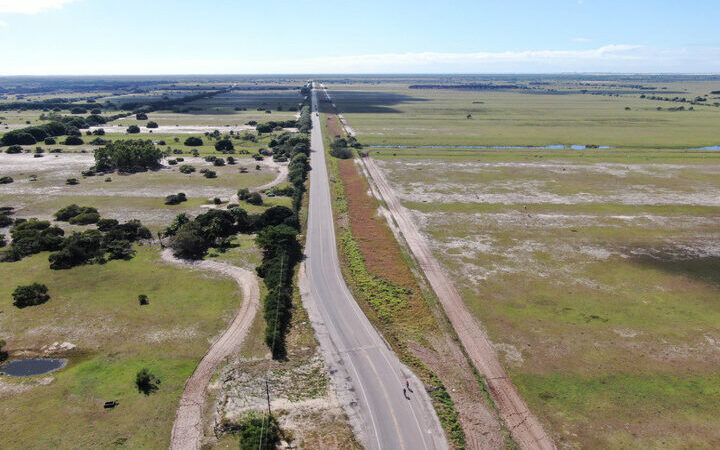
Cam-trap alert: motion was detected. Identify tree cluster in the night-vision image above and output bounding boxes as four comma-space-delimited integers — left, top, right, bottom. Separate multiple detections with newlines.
0, 115, 107, 146
94, 139, 162, 172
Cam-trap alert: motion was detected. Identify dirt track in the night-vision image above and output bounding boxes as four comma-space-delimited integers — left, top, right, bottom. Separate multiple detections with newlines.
361, 157, 556, 450
161, 249, 260, 450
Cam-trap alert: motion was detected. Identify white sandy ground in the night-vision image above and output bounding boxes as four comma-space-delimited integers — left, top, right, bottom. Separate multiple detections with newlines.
161, 249, 260, 450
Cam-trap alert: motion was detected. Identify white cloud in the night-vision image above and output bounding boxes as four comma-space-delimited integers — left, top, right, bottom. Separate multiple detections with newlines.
572, 37, 591, 42
0, 0, 80, 14
3, 45, 720, 75
0, 19, 6, 26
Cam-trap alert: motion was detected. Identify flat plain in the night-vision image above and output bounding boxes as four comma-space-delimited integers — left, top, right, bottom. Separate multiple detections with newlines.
326, 75, 720, 448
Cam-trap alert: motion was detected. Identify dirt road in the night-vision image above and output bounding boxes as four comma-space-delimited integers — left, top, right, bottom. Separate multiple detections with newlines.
361, 157, 556, 450
162, 249, 261, 450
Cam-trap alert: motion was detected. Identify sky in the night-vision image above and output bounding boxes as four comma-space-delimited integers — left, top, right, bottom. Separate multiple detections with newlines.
0, 0, 718, 75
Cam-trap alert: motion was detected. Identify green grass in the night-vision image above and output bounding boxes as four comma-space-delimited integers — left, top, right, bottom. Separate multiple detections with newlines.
0, 246, 242, 449
327, 82, 720, 148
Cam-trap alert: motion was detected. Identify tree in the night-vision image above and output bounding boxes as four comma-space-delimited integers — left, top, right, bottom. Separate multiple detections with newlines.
215, 139, 234, 153
12, 283, 50, 309
44, 137, 56, 145
0, 339, 7, 362
170, 221, 208, 259
5, 145, 23, 154
178, 164, 195, 174
138, 294, 149, 305
135, 113, 148, 120
136, 368, 161, 395
63, 136, 84, 145
55, 204, 98, 221
94, 139, 162, 172
69, 211, 101, 225
184, 136, 203, 147
126, 125, 141, 134
146, 121, 159, 129
246, 192, 263, 205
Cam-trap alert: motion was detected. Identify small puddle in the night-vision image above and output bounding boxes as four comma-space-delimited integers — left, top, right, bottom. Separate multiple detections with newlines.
691, 146, 720, 150
1, 358, 67, 377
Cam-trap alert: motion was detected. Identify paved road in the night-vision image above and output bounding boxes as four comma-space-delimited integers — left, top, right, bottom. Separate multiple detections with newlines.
303, 86, 447, 450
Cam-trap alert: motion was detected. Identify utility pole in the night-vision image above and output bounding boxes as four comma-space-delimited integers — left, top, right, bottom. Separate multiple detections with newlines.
265, 379, 271, 416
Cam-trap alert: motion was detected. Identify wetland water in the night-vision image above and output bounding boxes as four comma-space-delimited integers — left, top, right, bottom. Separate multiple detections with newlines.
1, 358, 67, 377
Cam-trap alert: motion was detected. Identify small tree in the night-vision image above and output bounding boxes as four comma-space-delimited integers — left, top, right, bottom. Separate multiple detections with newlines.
138, 294, 149, 306
12, 283, 50, 309
184, 136, 203, 147
0, 339, 8, 362
127, 125, 141, 134
170, 222, 207, 259
146, 121, 159, 129
136, 368, 160, 395
215, 139, 234, 153
246, 192, 263, 206
135, 113, 148, 120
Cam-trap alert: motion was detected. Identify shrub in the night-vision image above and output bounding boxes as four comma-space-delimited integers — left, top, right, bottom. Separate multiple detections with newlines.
213, 197, 222, 205
2, 131, 36, 145
237, 188, 250, 200
167, 159, 178, 165
136, 368, 160, 395
164, 193, 187, 205
44, 137, 56, 145
54, 204, 99, 221
0, 176, 13, 184
221, 412, 280, 450
184, 136, 203, 147
63, 136, 84, 145
146, 121, 159, 129
6, 145, 23, 154
92, 128, 105, 136
135, 113, 148, 120
12, 283, 50, 309
179, 164, 195, 174
213, 158, 225, 167
0, 339, 7, 362
66, 178, 79, 185
246, 192, 263, 206
126, 125, 140, 134
226, 156, 236, 165
203, 170, 217, 179
215, 139, 234, 153
69, 211, 101, 225
138, 294, 149, 306
97, 218, 119, 231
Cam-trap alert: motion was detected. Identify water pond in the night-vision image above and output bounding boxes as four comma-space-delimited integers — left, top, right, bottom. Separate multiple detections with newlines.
1, 358, 67, 377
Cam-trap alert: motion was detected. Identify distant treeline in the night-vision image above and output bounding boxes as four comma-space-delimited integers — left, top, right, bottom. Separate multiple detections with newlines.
409, 83, 527, 90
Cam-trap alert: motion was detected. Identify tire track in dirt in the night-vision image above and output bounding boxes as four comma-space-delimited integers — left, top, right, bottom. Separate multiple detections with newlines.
162, 249, 260, 450
361, 157, 556, 450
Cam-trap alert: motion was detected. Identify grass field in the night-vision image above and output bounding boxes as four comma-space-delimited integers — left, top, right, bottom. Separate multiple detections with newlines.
372, 147, 720, 448
0, 246, 242, 448
326, 79, 720, 148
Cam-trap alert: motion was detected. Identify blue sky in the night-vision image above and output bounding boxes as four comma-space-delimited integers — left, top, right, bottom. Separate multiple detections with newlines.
0, 0, 718, 74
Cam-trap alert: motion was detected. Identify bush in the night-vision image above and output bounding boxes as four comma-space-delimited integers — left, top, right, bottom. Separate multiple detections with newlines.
184, 136, 203, 147
0, 176, 13, 184
215, 139, 234, 153
135, 113, 148, 120
1, 131, 36, 145
179, 164, 195, 174
213, 158, 225, 167
164, 193, 187, 205
12, 283, 50, 309
63, 136, 84, 145
6, 145, 23, 154
136, 368, 160, 395
237, 188, 250, 200
69, 211, 101, 225
221, 412, 280, 450
203, 170, 217, 179
0, 339, 7, 362
146, 121, 159, 129
66, 178, 79, 185
92, 128, 105, 136
54, 204, 98, 221
97, 218, 119, 231
246, 192, 263, 206
44, 137, 56, 145
126, 125, 140, 134
226, 156, 236, 165
138, 294, 149, 306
